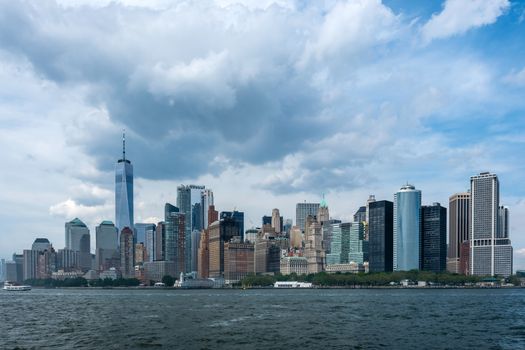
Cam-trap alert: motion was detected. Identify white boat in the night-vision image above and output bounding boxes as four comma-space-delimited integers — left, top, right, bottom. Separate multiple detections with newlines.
153, 282, 166, 287
3, 281, 31, 291
274, 281, 312, 288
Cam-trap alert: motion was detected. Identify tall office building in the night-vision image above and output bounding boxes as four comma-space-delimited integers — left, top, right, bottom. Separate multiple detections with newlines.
165, 203, 186, 276
208, 205, 219, 226
421, 203, 447, 273
394, 184, 422, 271
220, 211, 244, 240
65, 218, 91, 271
296, 202, 320, 232
155, 222, 166, 261
304, 215, 325, 273
348, 222, 368, 264
115, 132, 133, 235
191, 229, 201, 273
120, 227, 135, 278
208, 216, 239, 278
447, 192, 470, 274
177, 184, 205, 272
254, 238, 281, 274
498, 206, 509, 238
198, 228, 210, 278
201, 189, 214, 230
470, 172, 512, 277
224, 237, 254, 283
289, 226, 303, 249
326, 223, 349, 265
271, 209, 282, 234
368, 200, 394, 272
322, 219, 341, 255
95, 221, 118, 271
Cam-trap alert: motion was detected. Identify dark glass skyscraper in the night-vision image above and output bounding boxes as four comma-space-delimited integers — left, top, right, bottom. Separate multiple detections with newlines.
177, 185, 205, 272
164, 203, 186, 277
368, 200, 393, 272
421, 203, 447, 273
220, 211, 244, 240
115, 132, 133, 236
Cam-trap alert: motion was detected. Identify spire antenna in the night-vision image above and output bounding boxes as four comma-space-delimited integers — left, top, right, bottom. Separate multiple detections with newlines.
122, 129, 126, 161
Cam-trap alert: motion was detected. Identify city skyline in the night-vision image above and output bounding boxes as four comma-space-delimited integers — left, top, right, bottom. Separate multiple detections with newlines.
0, 0, 524, 270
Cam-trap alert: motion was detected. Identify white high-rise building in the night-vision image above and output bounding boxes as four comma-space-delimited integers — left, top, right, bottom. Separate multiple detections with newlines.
470, 172, 512, 277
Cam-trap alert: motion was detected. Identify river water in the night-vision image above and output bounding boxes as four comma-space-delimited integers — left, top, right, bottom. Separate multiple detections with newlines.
1, 288, 524, 349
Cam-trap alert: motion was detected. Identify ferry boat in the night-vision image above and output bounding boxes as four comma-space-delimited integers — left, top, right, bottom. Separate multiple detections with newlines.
274, 281, 312, 288
3, 281, 31, 291
175, 272, 214, 289
153, 282, 166, 287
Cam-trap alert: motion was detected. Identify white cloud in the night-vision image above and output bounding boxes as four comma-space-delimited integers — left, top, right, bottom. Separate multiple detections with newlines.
421, 0, 510, 43
503, 67, 525, 86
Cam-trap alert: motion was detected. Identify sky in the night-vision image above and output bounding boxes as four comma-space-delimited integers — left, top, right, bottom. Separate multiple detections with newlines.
0, 0, 524, 269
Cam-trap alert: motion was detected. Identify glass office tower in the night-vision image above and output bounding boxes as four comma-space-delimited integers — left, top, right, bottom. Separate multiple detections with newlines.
394, 184, 421, 271
115, 132, 133, 237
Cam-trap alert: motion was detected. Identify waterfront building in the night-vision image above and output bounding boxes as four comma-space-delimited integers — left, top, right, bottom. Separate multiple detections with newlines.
326, 223, 349, 265
280, 256, 308, 275
115, 132, 133, 235
421, 203, 447, 273
198, 228, 210, 278
57, 249, 80, 272
177, 184, 205, 273
325, 262, 367, 274
447, 192, 470, 274
191, 229, 201, 273
220, 211, 245, 240
164, 203, 185, 276
52, 270, 84, 280
289, 226, 303, 249
95, 221, 118, 271
498, 206, 509, 238
201, 189, 214, 230
23, 239, 57, 280
143, 261, 177, 282
296, 202, 320, 232
0, 259, 5, 282
22, 249, 38, 280
348, 222, 368, 264
394, 184, 422, 271
304, 215, 325, 273
208, 217, 238, 278
368, 200, 393, 272
99, 267, 121, 280
224, 237, 254, 283
460, 241, 470, 275
470, 172, 513, 277
120, 227, 135, 278
144, 224, 156, 263
65, 218, 91, 271
271, 208, 282, 234
254, 238, 281, 274
12, 254, 24, 283
155, 222, 166, 261
5, 261, 19, 282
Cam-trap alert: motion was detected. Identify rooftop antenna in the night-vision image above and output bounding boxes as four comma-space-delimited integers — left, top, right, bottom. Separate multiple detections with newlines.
122, 129, 126, 161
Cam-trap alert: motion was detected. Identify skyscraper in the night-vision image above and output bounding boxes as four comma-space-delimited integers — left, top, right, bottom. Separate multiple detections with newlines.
165, 203, 186, 276
120, 227, 134, 278
470, 172, 512, 277
65, 218, 91, 271
447, 192, 470, 274
421, 203, 447, 273
353, 206, 366, 223
208, 217, 239, 278
115, 132, 134, 236
348, 222, 367, 264
393, 184, 421, 271
304, 215, 325, 273
368, 200, 393, 272
201, 189, 214, 230
326, 223, 349, 265
220, 211, 244, 240
271, 208, 281, 234
177, 184, 205, 272
317, 197, 330, 223
95, 221, 118, 271
296, 202, 320, 232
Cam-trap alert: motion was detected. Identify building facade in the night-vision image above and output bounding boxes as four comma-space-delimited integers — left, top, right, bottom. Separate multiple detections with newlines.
280, 256, 308, 275
165, 203, 186, 276
120, 227, 135, 278
470, 172, 513, 277
95, 221, 118, 271
421, 203, 447, 273
394, 184, 422, 271
368, 200, 393, 272
65, 218, 91, 271
447, 192, 470, 274
224, 238, 254, 283
296, 202, 320, 232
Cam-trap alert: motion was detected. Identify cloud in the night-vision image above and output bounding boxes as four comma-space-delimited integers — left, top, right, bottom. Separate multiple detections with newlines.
421, 0, 510, 43
503, 67, 525, 86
